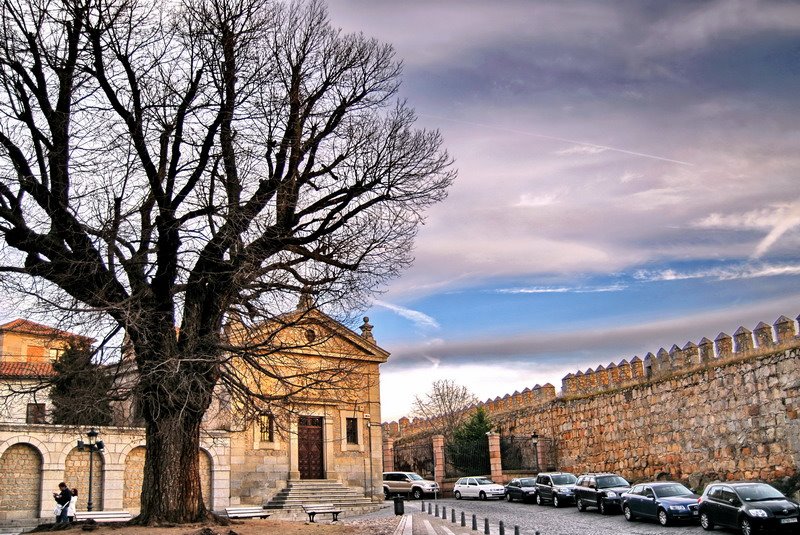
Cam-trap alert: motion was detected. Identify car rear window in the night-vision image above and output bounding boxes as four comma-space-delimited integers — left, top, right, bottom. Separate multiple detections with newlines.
552, 474, 577, 485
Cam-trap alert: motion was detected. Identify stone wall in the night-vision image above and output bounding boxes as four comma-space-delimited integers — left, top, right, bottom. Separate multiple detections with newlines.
384, 316, 800, 490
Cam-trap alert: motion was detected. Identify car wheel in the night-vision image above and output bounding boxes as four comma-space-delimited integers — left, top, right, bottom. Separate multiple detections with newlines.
553, 494, 560, 508
536, 493, 543, 506
623, 504, 635, 521
454, 491, 462, 500
740, 518, 753, 535
577, 498, 586, 512
599, 499, 608, 515
412, 488, 422, 500
658, 509, 670, 527
479, 491, 487, 500
506, 493, 513, 502
700, 512, 714, 531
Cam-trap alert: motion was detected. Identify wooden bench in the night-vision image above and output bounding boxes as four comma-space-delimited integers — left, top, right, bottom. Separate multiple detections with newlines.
75, 511, 133, 523
225, 506, 271, 519
302, 503, 342, 522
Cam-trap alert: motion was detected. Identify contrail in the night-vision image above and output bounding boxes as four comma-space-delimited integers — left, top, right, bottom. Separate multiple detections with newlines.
420, 114, 695, 166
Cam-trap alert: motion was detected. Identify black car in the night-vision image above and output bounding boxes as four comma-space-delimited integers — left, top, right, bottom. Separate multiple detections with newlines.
621, 481, 700, 526
535, 472, 578, 507
505, 477, 537, 503
575, 473, 631, 515
698, 482, 800, 535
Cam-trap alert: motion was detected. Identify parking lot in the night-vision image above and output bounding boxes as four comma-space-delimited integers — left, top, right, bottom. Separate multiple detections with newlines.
407, 497, 710, 535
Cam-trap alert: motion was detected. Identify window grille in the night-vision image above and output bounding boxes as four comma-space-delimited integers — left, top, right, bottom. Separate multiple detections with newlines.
345, 417, 358, 444
259, 412, 274, 442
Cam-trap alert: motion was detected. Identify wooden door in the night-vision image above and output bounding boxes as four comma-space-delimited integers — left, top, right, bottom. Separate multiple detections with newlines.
298, 416, 324, 479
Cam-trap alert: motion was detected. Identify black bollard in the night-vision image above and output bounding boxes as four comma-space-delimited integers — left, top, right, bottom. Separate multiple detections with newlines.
427, 503, 432, 514
472, 514, 477, 531
484, 518, 490, 535
499, 520, 505, 535
514, 527, 520, 535
451, 508, 456, 523
442, 506, 447, 519
435, 504, 439, 517
461, 511, 466, 527
421, 500, 425, 512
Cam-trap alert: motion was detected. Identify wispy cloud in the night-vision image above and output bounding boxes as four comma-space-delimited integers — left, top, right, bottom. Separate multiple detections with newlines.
555, 146, 608, 156
515, 193, 560, 207
634, 263, 800, 282
496, 284, 627, 294
373, 301, 441, 330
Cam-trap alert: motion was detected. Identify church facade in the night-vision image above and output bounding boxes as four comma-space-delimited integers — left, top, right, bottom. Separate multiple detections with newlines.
0, 310, 387, 525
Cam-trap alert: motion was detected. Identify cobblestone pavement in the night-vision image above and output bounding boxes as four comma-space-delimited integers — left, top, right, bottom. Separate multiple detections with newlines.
393, 498, 711, 535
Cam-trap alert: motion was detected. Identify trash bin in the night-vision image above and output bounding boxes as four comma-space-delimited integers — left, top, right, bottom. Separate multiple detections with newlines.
393, 496, 404, 515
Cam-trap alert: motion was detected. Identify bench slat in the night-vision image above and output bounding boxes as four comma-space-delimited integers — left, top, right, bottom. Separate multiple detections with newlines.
74, 511, 132, 522
225, 506, 270, 519
302, 504, 342, 522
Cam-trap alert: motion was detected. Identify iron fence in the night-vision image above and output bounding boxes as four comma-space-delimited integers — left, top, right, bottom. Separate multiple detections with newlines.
499, 434, 539, 471
444, 437, 489, 478
393, 441, 434, 479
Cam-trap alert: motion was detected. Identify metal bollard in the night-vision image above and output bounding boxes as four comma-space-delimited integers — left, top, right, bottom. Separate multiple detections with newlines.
427, 503, 432, 514
484, 518, 490, 535
499, 520, 504, 535
435, 504, 439, 517
421, 500, 425, 512
472, 514, 477, 531
451, 508, 455, 523
442, 506, 447, 519
461, 511, 466, 527
515, 527, 520, 535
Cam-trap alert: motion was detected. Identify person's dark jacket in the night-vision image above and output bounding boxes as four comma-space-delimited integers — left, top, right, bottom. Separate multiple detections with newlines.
55, 487, 72, 506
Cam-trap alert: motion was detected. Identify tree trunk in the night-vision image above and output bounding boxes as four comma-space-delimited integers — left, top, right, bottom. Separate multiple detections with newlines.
137, 410, 211, 524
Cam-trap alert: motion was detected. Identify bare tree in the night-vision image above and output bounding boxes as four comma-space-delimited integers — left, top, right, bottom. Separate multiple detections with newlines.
411, 379, 478, 438
0, 0, 454, 524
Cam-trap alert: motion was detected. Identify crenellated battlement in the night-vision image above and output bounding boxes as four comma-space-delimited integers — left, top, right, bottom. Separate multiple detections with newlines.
382, 383, 557, 437
560, 315, 799, 397
383, 314, 800, 438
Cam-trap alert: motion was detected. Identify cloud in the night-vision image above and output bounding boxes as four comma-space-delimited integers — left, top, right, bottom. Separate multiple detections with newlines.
495, 284, 626, 294
633, 263, 800, 282
556, 146, 608, 156
514, 193, 560, 207
373, 301, 441, 330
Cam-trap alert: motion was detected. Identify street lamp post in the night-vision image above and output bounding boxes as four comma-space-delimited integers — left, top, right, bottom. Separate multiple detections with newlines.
531, 431, 540, 472
77, 429, 105, 512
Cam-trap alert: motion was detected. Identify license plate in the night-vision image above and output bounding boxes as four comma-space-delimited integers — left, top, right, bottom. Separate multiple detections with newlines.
781, 518, 798, 524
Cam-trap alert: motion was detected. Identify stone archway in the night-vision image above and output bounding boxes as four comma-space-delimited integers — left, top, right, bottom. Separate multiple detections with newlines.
199, 449, 212, 509
123, 446, 146, 512
0, 443, 42, 520
65, 447, 104, 511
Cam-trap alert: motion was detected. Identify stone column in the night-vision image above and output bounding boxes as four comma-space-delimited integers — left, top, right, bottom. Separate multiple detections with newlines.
486, 432, 502, 482
432, 435, 445, 490
383, 437, 394, 473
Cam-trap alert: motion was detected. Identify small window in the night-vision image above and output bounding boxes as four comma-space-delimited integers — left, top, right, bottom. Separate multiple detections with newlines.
345, 417, 358, 444
259, 412, 274, 442
26, 403, 46, 424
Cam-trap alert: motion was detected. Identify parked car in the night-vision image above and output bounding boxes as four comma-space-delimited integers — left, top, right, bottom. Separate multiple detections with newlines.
505, 477, 537, 503
698, 482, 800, 535
453, 476, 506, 500
534, 472, 578, 507
382, 471, 439, 500
574, 473, 631, 514
621, 481, 700, 526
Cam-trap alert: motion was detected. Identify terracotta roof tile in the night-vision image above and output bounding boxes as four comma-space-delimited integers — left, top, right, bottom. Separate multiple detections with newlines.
0, 361, 55, 378
0, 318, 93, 342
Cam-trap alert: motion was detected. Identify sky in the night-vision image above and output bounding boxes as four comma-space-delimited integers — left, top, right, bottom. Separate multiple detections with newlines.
323, 0, 800, 422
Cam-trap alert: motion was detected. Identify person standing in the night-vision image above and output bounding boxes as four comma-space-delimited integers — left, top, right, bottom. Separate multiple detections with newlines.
53, 483, 72, 524
67, 488, 78, 522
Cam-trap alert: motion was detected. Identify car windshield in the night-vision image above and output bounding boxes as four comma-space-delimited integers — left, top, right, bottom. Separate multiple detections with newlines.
475, 477, 494, 485
552, 474, 577, 485
654, 484, 693, 498
519, 478, 536, 486
407, 474, 424, 481
597, 476, 629, 488
736, 484, 785, 501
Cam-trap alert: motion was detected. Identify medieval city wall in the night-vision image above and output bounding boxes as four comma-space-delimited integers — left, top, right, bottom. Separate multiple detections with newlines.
384, 316, 800, 489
